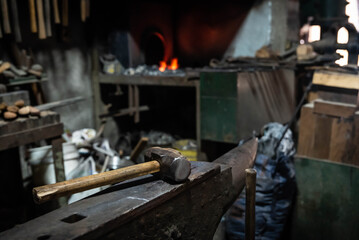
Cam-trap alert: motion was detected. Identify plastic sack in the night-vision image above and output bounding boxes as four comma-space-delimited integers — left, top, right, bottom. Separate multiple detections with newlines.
226, 123, 296, 240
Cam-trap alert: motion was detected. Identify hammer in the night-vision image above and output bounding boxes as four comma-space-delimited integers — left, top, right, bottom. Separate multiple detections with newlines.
33, 147, 191, 204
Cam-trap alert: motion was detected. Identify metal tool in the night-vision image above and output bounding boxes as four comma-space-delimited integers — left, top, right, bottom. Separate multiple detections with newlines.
245, 168, 256, 240
32, 147, 191, 204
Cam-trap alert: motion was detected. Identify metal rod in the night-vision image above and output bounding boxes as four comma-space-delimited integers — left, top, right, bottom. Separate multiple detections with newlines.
245, 168, 256, 240
274, 81, 313, 155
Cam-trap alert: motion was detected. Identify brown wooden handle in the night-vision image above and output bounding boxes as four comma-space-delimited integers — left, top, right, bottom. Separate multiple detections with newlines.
62, 0, 68, 26
33, 160, 161, 204
10, 0, 21, 42
29, 0, 37, 32
52, 0, 60, 24
81, 0, 86, 22
130, 137, 149, 161
36, 0, 46, 39
1, 0, 11, 34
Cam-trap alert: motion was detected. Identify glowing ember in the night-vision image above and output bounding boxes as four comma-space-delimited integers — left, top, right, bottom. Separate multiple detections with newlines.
168, 58, 179, 70
158, 58, 179, 71
159, 61, 167, 72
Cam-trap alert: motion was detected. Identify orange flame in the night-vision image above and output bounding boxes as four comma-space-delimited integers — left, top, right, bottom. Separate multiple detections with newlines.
168, 58, 178, 70
159, 61, 167, 72
158, 58, 179, 72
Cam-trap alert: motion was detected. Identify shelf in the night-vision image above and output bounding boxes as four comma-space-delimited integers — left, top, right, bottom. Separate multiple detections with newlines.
98, 74, 198, 87
6, 76, 48, 86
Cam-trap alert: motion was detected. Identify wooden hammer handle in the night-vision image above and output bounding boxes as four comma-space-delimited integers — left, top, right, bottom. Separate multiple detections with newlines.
1, 0, 11, 34
36, 0, 46, 39
33, 160, 161, 204
28, 0, 37, 32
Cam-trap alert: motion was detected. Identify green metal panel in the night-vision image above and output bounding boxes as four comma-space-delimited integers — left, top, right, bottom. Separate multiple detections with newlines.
200, 72, 238, 143
291, 157, 359, 240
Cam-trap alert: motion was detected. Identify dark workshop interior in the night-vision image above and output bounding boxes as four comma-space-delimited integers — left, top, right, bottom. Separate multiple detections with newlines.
0, 0, 359, 239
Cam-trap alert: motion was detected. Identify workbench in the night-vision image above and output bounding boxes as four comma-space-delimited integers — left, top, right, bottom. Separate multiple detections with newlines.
0, 111, 65, 231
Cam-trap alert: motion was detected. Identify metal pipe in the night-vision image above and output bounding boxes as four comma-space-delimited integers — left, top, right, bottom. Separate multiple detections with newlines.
245, 168, 256, 240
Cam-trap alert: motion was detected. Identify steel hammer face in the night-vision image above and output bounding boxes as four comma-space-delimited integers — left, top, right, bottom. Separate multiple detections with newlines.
144, 147, 191, 182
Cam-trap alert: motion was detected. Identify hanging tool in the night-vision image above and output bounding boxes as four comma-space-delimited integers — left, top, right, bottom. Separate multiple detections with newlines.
28, 0, 37, 32
32, 147, 192, 204
44, 0, 51, 37
62, 0, 68, 27
10, 0, 21, 42
0, 15, 3, 38
81, 0, 86, 22
52, 0, 60, 24
1, 0, 11, 34
85, 0, 90, 19
36, 0, 46, 39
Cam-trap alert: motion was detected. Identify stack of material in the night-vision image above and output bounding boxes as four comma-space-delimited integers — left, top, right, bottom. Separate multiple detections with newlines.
297, 99, 359, 166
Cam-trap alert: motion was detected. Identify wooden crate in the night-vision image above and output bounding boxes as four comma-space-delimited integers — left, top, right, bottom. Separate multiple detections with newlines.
297, 100, 359, 166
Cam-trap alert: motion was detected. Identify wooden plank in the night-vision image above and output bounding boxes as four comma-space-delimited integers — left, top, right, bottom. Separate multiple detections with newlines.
352, 113, 359, 166
329, 118, 354, 163
0, 123, 63, 151
0, 162, 223, 240
297, 103, 315, 156
313, 99, 356, 118
0, 111, 60, 135
313, 70, 359, 90
311, 114, 333, 159
308, 90, 357, 105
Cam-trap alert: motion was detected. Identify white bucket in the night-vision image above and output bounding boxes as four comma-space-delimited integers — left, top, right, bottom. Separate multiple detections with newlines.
28, 142, 80, 186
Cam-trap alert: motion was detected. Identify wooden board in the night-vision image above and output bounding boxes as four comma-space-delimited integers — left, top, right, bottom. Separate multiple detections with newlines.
298, 102, 359, 166
0, 111, 62, 151
308, 91, 357, 105
0, 111, 59, 135
297, 103, 315, 156
313, 99, 356, 118
313, 70, 359, 90
311, 113, 333, 159
329, 118, 354, 163
0, 162, 228, 240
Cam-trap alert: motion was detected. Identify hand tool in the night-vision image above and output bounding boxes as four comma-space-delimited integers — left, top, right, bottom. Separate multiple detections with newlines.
10, 0, 21, 42
0, 62, 10, 74
62, 0, 68, 26
28, 0, 37, 32
52, 0, 60, 24
0, 17, 2, 38
245, 168, 256, 240
36, 0, 46, 39
33, 147, 191, 204
81, 0, 86, 22
1, 0, 11, 34
44, 0, 51, 37
130, 137, 148, 161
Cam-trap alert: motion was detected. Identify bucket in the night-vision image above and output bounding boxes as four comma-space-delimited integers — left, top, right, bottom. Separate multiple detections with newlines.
28, 142, 80, 186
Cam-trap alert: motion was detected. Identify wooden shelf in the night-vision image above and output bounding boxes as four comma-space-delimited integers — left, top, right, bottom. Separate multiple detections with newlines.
6, 75, 48, 86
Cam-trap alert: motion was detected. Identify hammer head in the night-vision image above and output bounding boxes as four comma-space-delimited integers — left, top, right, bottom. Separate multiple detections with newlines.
144, 147, 191, 182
